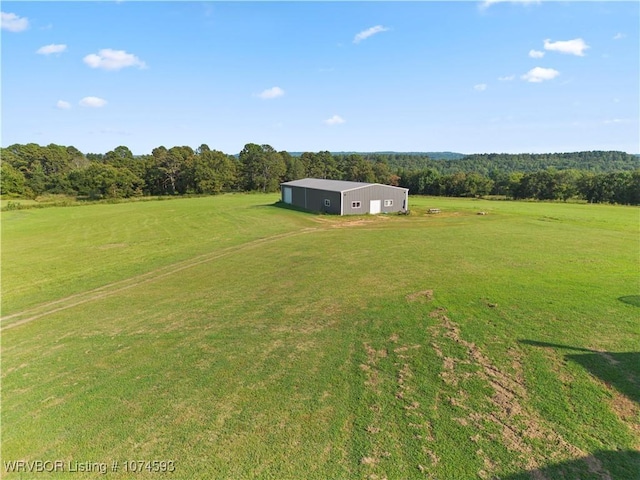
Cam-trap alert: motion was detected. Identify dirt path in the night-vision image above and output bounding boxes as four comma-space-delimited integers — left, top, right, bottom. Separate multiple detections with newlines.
1, 228, 319, 331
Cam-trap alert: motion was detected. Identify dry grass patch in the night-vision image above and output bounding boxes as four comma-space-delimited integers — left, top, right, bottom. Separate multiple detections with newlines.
426, 307, 618, 478
406, 289, 433, 302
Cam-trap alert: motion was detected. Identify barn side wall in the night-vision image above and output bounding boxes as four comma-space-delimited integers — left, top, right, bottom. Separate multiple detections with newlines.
305, 188, 341, 214
342, 186, 408, 215
290, 185, 307, 209
286, 186, 341, 214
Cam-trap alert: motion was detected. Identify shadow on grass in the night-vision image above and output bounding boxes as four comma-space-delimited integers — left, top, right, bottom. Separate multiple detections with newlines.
253, 201, 320, 215
501, 450, 640, 480
619, 295, 640, 307
519, 340, 639, 404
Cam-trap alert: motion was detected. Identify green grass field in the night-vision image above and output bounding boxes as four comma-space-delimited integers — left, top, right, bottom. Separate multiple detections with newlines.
2, 194, 638, 479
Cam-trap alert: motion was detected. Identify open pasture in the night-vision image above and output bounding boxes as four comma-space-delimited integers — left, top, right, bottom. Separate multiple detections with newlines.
2, 195, 638, 479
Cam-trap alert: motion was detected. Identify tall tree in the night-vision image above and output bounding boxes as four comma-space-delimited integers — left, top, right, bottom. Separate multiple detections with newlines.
156, 146, 194, 194
69, 163, 143, 199
258, 145, 286, 192
343, 154, 375, 183
104, 145, 146, 184
239, 143, 264, 191
0, 163, 26, 196
372, 160, 392, 184
239, 143, 286, 192
192, 150, 237, 194
282, 151, 305, 182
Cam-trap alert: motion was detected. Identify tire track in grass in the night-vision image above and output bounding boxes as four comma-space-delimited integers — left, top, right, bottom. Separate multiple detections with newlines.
1, 228, 319, 331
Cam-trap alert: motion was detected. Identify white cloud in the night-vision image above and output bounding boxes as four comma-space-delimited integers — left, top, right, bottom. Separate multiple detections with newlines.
257, 86, 285, 100
480, 0, 540, 10
83, 49, 147, 70
353, 25, 389, 44
521, 67, 560, 83
36, 44, 67, 55
604, 118, 629, 125
1, 11, 29, 32
56, 100, 71, 109
474, 84, 488, 92
498, 75, 515, 81
529, 49, 545, 58
543, 38, 589, 56
79, 96, 107, 108
324, 115, 345, 126
613, 33, 625, 40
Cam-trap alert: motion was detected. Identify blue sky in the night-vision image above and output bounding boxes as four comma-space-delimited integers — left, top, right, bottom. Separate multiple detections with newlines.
2, 1, 638, 155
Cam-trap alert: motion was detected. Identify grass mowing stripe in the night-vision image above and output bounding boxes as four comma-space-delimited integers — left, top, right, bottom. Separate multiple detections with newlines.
1, 194, 307, 315
0, 227, 321, 330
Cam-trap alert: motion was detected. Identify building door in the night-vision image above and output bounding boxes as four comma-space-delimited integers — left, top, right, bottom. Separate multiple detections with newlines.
283, 187, 292, 204
369, 200, 381, 214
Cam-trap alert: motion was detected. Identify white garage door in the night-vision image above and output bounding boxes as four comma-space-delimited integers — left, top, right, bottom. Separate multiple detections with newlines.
283, 187, 292, 204
369, 200, 381, 214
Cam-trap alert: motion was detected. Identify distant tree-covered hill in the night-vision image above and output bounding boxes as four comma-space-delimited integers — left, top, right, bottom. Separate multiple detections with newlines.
446, 151, 640, 174
331, 151, 639, 174
365, 151, 639, 174
288, 152, 465, 161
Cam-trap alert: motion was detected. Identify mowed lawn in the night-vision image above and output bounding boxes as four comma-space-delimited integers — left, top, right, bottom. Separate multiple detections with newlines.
2, 195, 638, 479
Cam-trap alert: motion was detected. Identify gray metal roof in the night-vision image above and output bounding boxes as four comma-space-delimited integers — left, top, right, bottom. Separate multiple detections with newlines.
281, 178, 407, 193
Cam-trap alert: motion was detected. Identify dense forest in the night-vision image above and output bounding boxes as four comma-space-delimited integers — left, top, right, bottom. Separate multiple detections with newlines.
361, 151, 639, 174
1, 143, 639, 205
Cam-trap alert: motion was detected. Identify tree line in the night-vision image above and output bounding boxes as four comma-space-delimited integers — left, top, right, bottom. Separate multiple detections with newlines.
400, 168, 640, 205
1, 143, 639, 205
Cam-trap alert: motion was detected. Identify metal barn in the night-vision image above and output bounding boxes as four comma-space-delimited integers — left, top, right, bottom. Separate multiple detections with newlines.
280, 178, 409, 215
